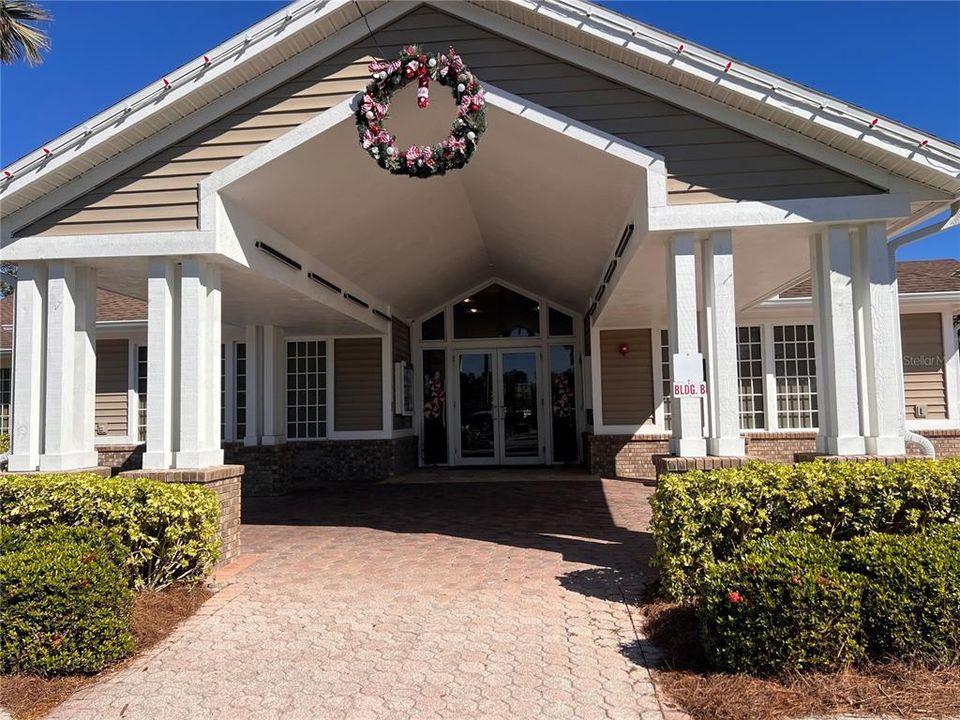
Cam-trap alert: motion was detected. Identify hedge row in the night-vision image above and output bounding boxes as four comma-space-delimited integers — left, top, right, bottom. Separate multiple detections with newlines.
699, 526, 960, 675
0, 526, 134, 675
650, 458, 960, 600
0, 472, 220, 590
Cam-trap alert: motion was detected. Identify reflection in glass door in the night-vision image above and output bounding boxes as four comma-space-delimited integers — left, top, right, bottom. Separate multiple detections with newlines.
456, 349, 543, 465
500, 351, 540, 461
458, 352, 496, 461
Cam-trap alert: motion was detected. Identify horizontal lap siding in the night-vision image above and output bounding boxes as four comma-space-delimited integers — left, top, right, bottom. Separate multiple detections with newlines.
95, 340, 129, 437
901, 313, 947, 420
335, 338, 383, 431
22, 7, 880, 236
600, 329, 655, 426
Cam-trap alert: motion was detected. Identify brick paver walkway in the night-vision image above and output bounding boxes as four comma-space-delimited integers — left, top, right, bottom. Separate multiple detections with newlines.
50, 475, 668, 720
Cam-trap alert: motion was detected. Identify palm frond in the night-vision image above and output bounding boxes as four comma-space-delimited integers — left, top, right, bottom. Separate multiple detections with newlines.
0, 0, 52, 66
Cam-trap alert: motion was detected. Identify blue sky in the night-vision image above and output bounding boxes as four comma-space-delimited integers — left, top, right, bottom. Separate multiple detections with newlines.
2, 1, 957, 259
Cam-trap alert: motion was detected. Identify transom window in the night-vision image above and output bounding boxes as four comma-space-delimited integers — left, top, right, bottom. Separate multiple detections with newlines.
737, 326, 765, 429
453, 283, 540, 339
773, 324, 818, 429
286, 340, 327, 440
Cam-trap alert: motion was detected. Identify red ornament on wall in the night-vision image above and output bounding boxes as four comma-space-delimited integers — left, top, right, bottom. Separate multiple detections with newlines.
618, 343, 630, 357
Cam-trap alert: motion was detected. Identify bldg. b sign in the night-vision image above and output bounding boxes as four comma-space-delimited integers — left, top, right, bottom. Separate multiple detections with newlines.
672, 352, 707, 398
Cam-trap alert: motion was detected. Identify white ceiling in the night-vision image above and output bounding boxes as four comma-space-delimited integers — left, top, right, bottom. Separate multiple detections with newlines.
219, 83, 645, 319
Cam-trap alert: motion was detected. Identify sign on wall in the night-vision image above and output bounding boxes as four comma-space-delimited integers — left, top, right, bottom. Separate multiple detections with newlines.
672, 352, 707, 398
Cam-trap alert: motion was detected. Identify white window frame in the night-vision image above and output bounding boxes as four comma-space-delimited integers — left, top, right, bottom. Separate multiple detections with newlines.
736, 325, 766, 430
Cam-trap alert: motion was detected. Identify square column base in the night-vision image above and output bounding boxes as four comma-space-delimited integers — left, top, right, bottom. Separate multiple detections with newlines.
816, 435, 867, 456
865, 435, 907, 456
38, 450, 100, 472
706, 437, 746, 457
260, 435, 284, 446
7, 454, 41, 472
142, 450, 174, 470
670, 437, 707, 457
174, 449, 225, 469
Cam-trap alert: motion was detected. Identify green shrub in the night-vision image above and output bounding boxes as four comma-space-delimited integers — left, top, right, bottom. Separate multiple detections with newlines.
841, 525, 960, 664
651, 459, 960, 599
0, 525, 127, 569
0, 528, 134, 675
0, 472, 220, 589
699, 532, 866, 675
0, 435, 9, 455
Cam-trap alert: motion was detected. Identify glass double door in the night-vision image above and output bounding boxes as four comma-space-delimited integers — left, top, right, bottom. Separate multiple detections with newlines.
455, 349, 542, 465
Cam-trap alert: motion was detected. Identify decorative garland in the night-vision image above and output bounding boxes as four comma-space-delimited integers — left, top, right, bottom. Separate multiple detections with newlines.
356, 45, 487, 178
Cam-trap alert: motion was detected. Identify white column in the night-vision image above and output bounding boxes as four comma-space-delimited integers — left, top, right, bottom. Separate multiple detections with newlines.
853, 223, 906, 455
666, 233, 706, 456
39, 262, 98, 470
261, 324, 285, 445
811, 227, 866, 455
78, 266, 98, 466
8, 262, 47, 472
243, 324, 262, 446
174, 259, 223, 468
142, 259, 178, 469
701, 231, 745, 456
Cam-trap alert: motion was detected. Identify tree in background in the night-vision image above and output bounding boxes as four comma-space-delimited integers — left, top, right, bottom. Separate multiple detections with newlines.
1, 0, 51, 65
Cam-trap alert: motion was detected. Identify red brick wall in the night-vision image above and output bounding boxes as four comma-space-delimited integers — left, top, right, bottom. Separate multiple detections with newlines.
742, 432, 817, 464
585, 429, 960, 479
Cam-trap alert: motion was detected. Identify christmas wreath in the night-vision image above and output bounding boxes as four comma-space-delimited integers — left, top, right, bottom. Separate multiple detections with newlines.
356, 45, 487, 178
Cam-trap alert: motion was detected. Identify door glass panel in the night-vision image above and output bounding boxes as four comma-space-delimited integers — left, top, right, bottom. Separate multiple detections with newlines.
422, 349, 447, 464
502, 351, 539, 458
459, 353, 495, 458
550, 345, 578, 462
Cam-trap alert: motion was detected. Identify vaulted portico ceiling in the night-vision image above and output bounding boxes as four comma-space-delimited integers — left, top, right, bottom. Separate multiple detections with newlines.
207, 84, 656, 318
2, 0, 958, 241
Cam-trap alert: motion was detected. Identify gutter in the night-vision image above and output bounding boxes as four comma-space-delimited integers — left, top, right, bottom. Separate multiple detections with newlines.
888, 200, 960, 253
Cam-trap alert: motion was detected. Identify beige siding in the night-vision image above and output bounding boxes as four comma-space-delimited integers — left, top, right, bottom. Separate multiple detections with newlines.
22, 8, 880, 237
335, 338, 383, 431
901, 313, 947, 420
600, 329, 655, 426
392, 319, 412, 431
95, 339, 129, 437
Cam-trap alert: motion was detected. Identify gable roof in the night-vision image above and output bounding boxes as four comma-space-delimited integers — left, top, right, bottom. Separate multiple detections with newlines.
2, 0, 958, 238
781, 259, 960, 298
0, 288, 146, 350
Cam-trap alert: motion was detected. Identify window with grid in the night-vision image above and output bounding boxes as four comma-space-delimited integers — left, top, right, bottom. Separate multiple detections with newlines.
737, 326, 765, 429
286, 340, 327, 440
235, 343, 247, 440
0, 367, 10, 436
660, 329, 672, 431
137, 346, 148, 442
773, 324, 818, 429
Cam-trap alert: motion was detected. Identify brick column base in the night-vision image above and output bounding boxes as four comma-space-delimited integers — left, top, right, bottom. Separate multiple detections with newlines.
120, 465, 243, 565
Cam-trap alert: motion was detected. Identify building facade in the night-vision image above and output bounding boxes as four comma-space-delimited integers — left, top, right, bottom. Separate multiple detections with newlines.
2, 1, 960, 496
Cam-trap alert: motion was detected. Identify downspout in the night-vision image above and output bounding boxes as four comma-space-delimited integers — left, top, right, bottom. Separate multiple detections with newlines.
888, 200, 960, 253
905, 431, 935, 459
888, 200, 959, 459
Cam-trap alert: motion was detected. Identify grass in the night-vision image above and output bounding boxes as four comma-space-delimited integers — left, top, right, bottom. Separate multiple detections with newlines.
641, 599, 960, 720
0, 583, 213, 720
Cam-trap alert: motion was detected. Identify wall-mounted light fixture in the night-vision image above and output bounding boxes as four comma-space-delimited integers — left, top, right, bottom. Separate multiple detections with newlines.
618, 343, 630, 357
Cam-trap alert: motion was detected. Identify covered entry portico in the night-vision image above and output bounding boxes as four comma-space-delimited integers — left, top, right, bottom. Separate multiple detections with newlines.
6, 78, 918, 479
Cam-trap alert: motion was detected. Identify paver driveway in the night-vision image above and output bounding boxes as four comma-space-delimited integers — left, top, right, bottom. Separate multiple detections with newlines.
51, 474, 669, 720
